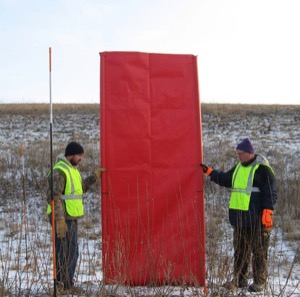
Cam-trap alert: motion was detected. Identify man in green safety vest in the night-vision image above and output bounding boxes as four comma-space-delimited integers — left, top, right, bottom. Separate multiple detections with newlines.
200, 137, 277, 293
47, 141, 105, 294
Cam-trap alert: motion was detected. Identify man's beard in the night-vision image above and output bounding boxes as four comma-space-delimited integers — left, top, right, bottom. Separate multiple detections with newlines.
70, 157, 79, 166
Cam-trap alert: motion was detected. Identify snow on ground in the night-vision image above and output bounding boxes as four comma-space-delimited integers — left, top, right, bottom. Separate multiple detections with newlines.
0, 104, 300, 296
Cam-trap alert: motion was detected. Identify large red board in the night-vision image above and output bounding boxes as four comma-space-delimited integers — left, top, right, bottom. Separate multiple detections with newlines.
100, 52, 205, 286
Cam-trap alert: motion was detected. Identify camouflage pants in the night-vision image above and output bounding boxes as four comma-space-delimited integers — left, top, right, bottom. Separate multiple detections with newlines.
233, 226, 270, 285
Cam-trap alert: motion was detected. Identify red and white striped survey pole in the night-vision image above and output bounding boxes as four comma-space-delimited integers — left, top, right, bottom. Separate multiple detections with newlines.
49, 47, 57, 297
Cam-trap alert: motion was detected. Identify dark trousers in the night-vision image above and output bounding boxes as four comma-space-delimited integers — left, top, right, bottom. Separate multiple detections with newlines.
56, 220, 79, 289
233, 226, 270, 285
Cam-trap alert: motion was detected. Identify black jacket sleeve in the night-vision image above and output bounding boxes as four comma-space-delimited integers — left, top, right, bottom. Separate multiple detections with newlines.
209, 165, 237, 188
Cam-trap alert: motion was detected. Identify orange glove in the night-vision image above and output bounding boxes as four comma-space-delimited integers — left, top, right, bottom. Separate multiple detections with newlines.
200, 163, 213, 176
262, 209, 273, 230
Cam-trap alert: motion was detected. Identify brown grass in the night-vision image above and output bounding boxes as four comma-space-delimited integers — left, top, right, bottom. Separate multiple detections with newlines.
1, 102, 300, 116
0, 103, 99, 115
201, 103, 300, 117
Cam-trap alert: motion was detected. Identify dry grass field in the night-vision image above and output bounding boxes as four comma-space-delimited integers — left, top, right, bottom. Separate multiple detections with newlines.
0, 103, 299, 296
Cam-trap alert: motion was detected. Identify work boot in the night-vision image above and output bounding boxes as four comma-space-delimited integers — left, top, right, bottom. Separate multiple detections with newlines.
222, 278, 247, 290
56, 281, 65, 293
248, 282, 265, 292
238, 278, 248, 288
222, 280, 237, 291
56, 282, 84, 296
69, 286, 85, 295
222, 281, 235, 291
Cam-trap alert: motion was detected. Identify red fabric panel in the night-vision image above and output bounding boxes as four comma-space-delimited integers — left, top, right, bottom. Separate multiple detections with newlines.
100, 52, 205, 286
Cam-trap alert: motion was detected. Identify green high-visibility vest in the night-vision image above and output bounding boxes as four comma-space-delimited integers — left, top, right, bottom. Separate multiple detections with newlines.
229, 156, 274, 211
229, 162, 260, 211
47, 160, 84, 217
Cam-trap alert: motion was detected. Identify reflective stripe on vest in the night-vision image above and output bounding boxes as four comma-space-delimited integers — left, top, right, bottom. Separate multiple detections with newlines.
47, 161, 84, 217
229, 162, 260, 211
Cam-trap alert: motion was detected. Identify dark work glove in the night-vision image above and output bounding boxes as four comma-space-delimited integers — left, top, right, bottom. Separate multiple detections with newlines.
56, 219, 67, 239
200, 163, 213, 176
94, 167, 106, 179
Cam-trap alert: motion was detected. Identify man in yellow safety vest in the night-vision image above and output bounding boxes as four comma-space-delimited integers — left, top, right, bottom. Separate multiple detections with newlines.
200, 137, 277, 293
47, 141, 104, 294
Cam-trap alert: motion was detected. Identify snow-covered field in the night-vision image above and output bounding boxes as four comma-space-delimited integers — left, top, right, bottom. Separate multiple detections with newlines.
0, 103, 299, 296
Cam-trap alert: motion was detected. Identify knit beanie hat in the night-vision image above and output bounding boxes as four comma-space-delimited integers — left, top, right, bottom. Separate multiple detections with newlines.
65, 141, 84, 156
236, 137, 254, 154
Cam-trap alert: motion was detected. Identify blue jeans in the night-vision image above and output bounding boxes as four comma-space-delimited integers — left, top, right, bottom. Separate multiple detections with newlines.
56, 220, 78, 289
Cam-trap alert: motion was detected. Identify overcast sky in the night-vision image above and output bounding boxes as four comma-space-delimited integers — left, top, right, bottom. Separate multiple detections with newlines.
1, 0, 299, 104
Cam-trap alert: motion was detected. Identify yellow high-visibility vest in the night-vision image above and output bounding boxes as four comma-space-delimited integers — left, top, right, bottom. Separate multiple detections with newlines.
47, 160, 84, 217
229, 162, 261, 211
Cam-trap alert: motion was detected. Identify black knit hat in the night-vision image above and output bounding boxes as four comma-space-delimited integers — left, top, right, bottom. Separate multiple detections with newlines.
65, 142, 84, 156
